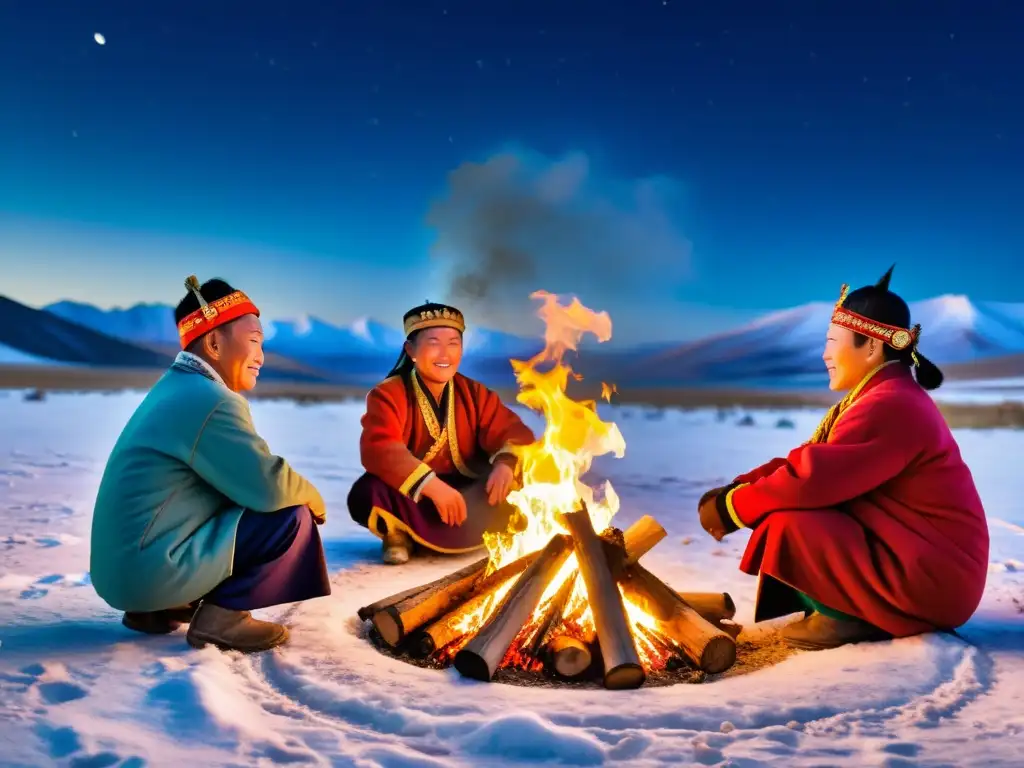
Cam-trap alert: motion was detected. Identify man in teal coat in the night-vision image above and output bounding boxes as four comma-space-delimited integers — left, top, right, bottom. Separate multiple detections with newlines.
90, 276, 331, 652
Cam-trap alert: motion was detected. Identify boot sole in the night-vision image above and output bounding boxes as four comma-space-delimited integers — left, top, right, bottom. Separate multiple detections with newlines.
122, 614, 182, 635
782, 632, 890, 651
186, 628, 290, 653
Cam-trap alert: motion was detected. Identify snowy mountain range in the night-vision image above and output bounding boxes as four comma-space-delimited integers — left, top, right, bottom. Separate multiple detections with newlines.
43, 300, 542, 365
5, 294, 1024, 387
630, 295, 1024, 385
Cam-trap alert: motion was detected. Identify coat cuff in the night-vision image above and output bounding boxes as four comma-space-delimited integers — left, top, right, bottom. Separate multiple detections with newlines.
399, 463, 434, 500
714, 482, 749, 534
490, 442, 520, 470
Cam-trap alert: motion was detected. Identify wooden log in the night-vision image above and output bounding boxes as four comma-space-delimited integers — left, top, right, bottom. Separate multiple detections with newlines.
622, 515, 667, 565
619, 563, 736, 674
562, 507, 645, 690
411, 515, 666, 658
453, 534, 573, 682
713, 620, 743, 640
676, 592, 736, 624
357, 582, 431, 622
414, 571, 517, 658
547, 635, 592, 678
357, 556, 488, 621
526, 574, 576, 659
469, 550, 542, 598
371, 557, 491, 646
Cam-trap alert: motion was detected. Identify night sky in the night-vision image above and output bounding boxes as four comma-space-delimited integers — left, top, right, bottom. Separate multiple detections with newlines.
2, 0, 1022, 342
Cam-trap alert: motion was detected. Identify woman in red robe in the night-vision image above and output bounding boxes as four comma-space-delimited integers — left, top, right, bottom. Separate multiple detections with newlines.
698, 266, 989, 650
348, 302, 536, 564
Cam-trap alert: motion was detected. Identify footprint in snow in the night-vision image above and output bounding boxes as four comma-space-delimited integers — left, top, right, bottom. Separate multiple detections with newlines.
0, 467, 34, 478
2, 533, 81, 550
12, 573, 91, 599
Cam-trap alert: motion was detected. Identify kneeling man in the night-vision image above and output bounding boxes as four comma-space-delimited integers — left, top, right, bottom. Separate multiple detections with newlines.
90, 276, 331, 652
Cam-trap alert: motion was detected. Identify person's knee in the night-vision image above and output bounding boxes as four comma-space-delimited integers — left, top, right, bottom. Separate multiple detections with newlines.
347, 473, 384, 525
761, 509, 853, 553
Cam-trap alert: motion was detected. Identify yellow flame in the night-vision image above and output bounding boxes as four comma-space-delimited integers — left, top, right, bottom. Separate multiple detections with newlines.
447, 292, 676, 672
483, 290, 625, 571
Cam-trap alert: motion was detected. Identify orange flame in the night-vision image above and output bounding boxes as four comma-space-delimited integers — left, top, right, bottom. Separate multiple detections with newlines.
445, 292, 676, 672
483, 290, 624, 570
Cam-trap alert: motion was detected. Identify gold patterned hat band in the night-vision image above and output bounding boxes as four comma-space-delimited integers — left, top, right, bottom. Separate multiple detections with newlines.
832, 283, 920, 352
402, 303, 466, 336
176, 275, 260, 350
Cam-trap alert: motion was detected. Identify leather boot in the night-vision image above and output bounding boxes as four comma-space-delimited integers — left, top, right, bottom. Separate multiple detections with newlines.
185, 602, 289, 652
781, 611, 890, 651
382, 530, 413, 565
122, 602, 200, 635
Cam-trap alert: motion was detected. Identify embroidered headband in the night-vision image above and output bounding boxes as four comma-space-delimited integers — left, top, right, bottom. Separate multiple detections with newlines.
831, 283, 921, 359
177, 275, 260, 350
402, 301, 466, 336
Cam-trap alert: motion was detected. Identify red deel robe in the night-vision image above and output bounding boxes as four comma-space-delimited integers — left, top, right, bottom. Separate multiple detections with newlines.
730, 365, 989, 637
359, 371, 536, 501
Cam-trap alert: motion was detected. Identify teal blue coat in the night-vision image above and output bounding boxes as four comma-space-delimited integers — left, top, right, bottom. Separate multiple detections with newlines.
90, 362, 324, 612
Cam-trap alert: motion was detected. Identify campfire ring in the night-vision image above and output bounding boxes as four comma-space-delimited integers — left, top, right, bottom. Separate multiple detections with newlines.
356, 514, 752, 690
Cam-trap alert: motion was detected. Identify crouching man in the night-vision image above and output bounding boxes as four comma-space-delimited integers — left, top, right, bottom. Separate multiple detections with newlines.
90, 275, 331, 653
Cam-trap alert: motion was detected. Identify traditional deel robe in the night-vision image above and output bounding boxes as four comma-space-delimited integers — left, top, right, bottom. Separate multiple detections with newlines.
90, 351, 328, 613
720, 362, 989, 638
349, 370, 537, 553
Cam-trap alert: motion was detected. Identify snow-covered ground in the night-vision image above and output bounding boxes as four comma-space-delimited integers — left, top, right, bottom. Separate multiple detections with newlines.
0, 391, 1021, 767
933, 378, 1024, 404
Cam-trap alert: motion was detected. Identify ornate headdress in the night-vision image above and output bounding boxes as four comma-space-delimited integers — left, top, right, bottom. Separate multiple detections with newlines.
176, 275, 260, 350
830, 266, 922, 365
385, 301, 467, 380
402, 301, 466, 337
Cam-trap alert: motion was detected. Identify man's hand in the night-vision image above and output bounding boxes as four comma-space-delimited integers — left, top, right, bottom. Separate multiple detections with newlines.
422, 476, 468, 527
698, 493, 727, 542
485, 462, 515, 506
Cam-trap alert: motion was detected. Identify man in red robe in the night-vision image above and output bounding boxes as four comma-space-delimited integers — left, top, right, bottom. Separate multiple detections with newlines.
698, 267, 989, 650
348, 302, 537, 564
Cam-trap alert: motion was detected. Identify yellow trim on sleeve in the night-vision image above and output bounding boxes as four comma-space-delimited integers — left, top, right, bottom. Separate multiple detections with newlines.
399, 463, 433, 497
725, 483, 749, 529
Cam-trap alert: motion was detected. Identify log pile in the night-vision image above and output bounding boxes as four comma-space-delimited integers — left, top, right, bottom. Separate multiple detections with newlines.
357, 512, 740, 689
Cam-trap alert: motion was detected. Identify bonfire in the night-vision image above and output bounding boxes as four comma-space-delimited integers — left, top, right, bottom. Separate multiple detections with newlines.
357, 291, 740, 689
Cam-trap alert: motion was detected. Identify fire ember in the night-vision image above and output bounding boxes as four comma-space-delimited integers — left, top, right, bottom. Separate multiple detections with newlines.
357, 292, 741, 689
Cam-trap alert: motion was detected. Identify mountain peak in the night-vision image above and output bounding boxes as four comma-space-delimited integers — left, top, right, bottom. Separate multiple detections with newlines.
917, 294, 976, 322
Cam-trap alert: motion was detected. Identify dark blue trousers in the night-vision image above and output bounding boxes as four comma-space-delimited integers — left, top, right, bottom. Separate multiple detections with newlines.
205, 505, 331, 611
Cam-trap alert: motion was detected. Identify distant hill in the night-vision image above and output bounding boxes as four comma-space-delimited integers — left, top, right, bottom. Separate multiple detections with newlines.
1, 297, 337, 382
626, 295, 1024, 387
17, 294, 1024, 389
44, 300, 541, 365
0, 296, 173, 367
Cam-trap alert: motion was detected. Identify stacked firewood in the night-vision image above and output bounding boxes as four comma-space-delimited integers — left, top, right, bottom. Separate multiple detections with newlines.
357, 513, 740, 690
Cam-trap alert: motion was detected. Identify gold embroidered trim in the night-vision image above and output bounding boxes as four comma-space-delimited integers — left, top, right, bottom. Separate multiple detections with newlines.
724, 483, 748, 529
366, 506, 484, 554
399, 462, 433, 497
831, 310, 916, 350
411, 372, 442, 440
411, 372, 479, 479
807, 360, 896, 444
831, 282, 918, 351
176, 290, 255, 339
404, 307, 466, 336
446, 384, 479, 479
